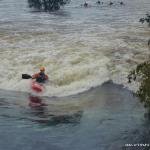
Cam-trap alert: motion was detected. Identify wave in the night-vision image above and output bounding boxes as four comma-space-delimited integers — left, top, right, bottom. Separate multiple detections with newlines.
0, 0, 150, 96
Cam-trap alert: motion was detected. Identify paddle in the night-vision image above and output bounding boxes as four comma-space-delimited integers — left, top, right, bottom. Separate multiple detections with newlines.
22, 74, 32, 79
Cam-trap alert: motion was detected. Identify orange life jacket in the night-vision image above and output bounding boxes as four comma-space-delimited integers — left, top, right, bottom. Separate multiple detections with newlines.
32, 72, 48, 83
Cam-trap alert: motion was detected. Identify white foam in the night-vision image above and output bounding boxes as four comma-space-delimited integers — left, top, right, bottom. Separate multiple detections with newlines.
0, 0, 150, 96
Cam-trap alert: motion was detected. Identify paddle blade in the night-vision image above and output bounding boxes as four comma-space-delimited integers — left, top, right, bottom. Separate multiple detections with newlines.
22, 74, 32, 79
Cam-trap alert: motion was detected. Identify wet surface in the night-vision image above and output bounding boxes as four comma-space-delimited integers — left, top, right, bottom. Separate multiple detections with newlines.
0, 82, 149, 150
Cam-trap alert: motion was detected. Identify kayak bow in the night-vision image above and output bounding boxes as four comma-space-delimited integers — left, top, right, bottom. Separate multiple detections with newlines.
31, 81, 44, 93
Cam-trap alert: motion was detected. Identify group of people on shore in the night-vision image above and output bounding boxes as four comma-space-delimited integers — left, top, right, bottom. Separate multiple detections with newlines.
82, 1, 125, 7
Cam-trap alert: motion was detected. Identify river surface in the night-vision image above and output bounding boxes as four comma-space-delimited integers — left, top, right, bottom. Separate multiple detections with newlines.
0, 82, 149, 150
0, 0, 150, 96
0, 0, 150, 149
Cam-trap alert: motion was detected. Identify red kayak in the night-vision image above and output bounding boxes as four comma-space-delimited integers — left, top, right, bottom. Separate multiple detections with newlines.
31, 81, 44, 93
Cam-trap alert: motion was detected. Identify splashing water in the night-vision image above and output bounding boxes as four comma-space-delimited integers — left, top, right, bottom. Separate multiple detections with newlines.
0, 0, 150, 96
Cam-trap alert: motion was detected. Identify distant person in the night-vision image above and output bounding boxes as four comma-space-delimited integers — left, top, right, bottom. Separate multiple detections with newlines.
84, 2, 88, 7
120, 2, 125, 5
109, 2, 113, 5
32, 66, 48, 83
96, 1, 101, 4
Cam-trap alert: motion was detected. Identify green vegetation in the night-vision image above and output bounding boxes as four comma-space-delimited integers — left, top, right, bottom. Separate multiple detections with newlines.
128, 61, 150, 111
28, 0, 70, 11
129, 13, 150, 113
139, 13, 150, 27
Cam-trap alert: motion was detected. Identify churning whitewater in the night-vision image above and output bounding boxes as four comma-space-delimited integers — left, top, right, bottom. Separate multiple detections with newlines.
0, 0, 150, 96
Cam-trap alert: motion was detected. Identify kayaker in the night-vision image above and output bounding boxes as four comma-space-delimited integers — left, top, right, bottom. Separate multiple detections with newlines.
32, 67, 48, 83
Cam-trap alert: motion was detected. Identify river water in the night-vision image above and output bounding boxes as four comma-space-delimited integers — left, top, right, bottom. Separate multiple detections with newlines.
0, 0, 150, 96
0, 82, 149, 150
0, 0, 150, 149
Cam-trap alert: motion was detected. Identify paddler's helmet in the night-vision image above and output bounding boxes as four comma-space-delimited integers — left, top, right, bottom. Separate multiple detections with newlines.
40, 66, 45, 72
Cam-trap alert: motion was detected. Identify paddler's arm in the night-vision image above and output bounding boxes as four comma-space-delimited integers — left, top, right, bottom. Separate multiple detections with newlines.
45, 75, 49, 81
32, 73, 39, 79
